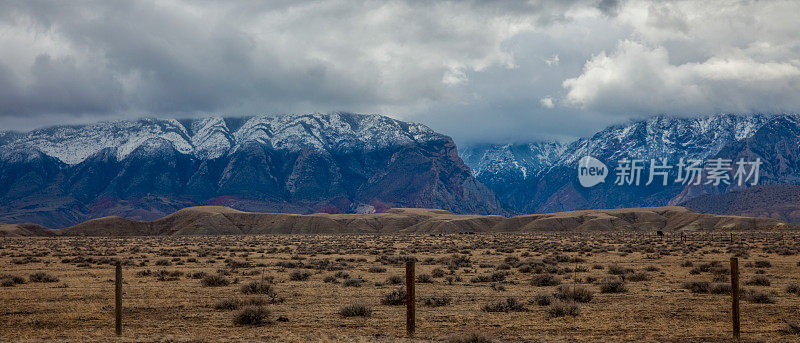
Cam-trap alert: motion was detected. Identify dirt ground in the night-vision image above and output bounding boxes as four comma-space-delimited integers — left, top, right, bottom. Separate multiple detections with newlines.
1, 232, 800, 342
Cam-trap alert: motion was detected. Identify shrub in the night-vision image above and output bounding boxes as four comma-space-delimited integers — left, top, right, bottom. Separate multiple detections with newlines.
154, 259, 171, 266
626, 272, 651, 282
548, 300, 580, 317
233, 306, 271, 326
607, 264, 633, 276
289, 270, 311, 281
482, 297, 527, 312
470, 275, 490, 283
387, 275, 404, 285
490, 271, 507, 282
339, 303, 372, 317
214, 298, 241, 310
533, 293, 553, 306
202, 274, 230, 287
240, 280, 277, 300
531, 274, 560, 287
742, 289, 775, 304
447, 333, 493, 343
323, 275, 338, 283
368, 266, 386, 273
431, 268, 446, 278
781, 321, 800, 335
135, 269, 152, 277
745, 276, 771, 286
422, 295, 452, 307
753, 260, 772, 268
710, 283, 731, 295
599, 276, 627, 293
682, 281, 711, 294
556, 284, 594, 303
785, 283, 800, 294
29, 272, 59, 283
0, 275, 25, 287
382, 287, 407, 306
417, 274, 433, 283
155, 270, 183, 281
343, 278, 365, 287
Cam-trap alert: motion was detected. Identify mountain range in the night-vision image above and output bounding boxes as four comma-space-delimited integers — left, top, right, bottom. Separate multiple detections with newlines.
2, 112, 800, 228
460, 113, 800, 223
0, 113, 502, 228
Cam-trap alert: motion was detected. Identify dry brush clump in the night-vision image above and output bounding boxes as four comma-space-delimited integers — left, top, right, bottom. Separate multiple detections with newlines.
548, 300, 580, 317
555, 284, 594, 303
531, 274, 560, 287
446, 333, 493, 343
382, 287, 406, 306
240, 280, 283, 303
741, 289, 776, 304
682, 281, 711, 294
289, 270, 312, 281
533, 292, 553, 306
201, 274, 230, 287
29, 272, 59, 283
339, 303, 372, 317
786, 283, 800, 295
745, 275, 771, 286
599, 276, 627, 293
422, 294, 452, 307
233, 306, 271, 326
482, 297, 527, 312
0, 274, 26, 287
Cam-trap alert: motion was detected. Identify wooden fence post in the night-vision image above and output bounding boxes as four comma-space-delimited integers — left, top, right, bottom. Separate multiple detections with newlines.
730, 257, 740, 340
405, 261, 415, 338
115, 262, 122, 336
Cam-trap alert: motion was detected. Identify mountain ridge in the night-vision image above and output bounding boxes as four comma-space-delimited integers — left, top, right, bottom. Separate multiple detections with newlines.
0, 113, 503, 227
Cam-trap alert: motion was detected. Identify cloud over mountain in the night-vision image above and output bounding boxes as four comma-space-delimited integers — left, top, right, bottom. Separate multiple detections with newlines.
1, 0, 799, 143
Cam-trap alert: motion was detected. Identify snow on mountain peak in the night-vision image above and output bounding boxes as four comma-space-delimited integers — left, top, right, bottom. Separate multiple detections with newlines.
0, 113, 443, 165
460, 141, 566, 180
557, 113, 773, 166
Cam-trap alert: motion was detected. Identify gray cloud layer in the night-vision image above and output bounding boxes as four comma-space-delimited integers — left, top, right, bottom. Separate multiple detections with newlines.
0, 0, 799, 144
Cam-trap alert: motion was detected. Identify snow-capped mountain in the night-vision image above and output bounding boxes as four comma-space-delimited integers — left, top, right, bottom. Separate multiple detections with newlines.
460, 142, 566, 181
3, 113, 443, 165
556, 113, 771, 167
0, 113, 502, 227
461, 113, 788, 214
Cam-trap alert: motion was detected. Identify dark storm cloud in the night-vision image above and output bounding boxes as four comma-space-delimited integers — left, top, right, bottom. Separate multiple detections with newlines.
0, 1, 799, 144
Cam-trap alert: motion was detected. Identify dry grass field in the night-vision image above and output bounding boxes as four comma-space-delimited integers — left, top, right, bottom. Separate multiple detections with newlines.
2, 232, 800, 342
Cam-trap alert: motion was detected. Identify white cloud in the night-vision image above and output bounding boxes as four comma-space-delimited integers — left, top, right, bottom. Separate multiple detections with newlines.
540, 97, 555, 108
1, 0, 799, 143
562, 1, 800, 116
545, 54, 560, 66
563, 40, 800, 115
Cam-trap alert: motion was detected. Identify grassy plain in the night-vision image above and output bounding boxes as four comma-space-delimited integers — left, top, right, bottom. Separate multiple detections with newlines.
2, 232, 800, 342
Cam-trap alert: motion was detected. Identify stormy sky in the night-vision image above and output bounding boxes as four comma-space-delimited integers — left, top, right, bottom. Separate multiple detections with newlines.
1, 0, 799, 144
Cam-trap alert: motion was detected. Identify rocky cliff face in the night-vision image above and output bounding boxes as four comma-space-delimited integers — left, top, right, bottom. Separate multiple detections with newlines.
0, 113, 503, 227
